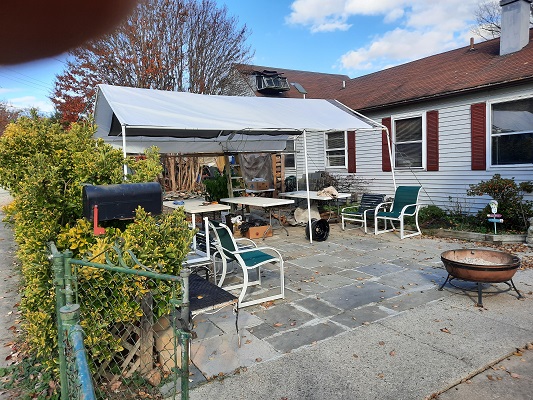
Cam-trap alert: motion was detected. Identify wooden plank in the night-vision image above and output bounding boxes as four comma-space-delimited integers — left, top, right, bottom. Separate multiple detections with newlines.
139, 293, 154, 376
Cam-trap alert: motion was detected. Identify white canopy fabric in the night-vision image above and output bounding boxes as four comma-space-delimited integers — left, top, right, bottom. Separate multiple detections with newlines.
93, 84, 390, 243
93, 84, 377, 154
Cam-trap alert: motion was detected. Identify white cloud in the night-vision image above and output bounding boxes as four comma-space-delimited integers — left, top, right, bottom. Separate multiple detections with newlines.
0, 88, 17, 95
8, 96, 54, 113
339, 28, 458, 71
286, 0, 481, 74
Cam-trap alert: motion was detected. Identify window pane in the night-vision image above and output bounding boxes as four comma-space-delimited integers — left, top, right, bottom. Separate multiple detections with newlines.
395, 143, 422, 168
327, 132, 345, 149
492, 133, 533, 165
285, 154, 295, 168
327, 150, 345, 166
285, 140, 294, 152
493, 98, 533, 134
396, 117, 422, 142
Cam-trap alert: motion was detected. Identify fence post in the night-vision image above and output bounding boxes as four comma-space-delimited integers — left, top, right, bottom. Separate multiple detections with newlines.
178, 268, 191, 400
63, 249, 75, 306
60, 304, 96, 400
51, 248, 69, 400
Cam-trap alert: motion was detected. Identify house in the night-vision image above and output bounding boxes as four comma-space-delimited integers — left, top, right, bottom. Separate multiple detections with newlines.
238, 0, 533, 214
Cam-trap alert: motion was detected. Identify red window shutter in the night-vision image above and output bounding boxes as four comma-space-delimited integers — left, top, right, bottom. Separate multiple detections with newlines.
382, 117, 392, 172
471, 103, 487, 171
426, 110, 439, 171
347, 131, 356, 173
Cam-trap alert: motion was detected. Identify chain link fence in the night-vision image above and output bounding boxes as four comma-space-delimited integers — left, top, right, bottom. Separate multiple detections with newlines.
51, 242, 192, 400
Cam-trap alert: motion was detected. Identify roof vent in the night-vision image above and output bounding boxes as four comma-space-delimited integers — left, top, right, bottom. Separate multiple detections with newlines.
254, 70, 290, 93
291, 82, 307, 98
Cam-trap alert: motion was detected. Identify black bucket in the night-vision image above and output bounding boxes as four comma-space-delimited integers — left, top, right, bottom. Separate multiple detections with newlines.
305, 218, 330, 241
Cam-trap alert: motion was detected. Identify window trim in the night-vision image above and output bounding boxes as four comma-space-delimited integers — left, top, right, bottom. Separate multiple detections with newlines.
488, 94, 533, 169
324, 131, 347, 169
391, 112, 426, 170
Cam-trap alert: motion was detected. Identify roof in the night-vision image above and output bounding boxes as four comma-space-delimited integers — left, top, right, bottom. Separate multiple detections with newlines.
235, 64, 349, 99
241, 30, 533, 113
331, 29, 533, 112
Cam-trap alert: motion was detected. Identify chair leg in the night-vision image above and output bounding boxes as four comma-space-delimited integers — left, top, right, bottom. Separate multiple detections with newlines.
237, 261, 284, 308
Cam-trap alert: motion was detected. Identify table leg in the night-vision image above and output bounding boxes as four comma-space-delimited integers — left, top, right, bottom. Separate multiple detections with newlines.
262, 207, 289, 240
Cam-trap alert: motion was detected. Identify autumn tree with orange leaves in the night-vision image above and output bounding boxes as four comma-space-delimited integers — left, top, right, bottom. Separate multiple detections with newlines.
51, 0, 253, 123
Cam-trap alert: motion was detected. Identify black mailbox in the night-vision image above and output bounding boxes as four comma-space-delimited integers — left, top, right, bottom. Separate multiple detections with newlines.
82, 182, 163, 222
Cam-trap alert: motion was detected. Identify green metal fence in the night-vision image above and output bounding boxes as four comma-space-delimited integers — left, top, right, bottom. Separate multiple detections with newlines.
50, 242, 192, 400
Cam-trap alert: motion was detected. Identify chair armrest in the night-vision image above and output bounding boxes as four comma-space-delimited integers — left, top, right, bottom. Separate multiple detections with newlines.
400, 203, 421, 216
341, 206, 360, 213
235, 246, 283, 260
375, 201, 392, 212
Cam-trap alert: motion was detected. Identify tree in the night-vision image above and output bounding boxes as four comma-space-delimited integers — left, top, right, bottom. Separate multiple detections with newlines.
0, 101, 23, 135
472, 0, 533, 40
51, 0, 253, 123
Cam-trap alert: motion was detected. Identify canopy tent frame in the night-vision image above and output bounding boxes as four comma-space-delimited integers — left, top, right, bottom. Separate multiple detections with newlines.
94, 84, 394, 243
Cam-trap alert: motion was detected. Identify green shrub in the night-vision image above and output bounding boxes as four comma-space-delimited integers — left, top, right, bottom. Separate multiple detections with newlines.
57, 207, 195, 365
203, 171, 228, 202
0, 114, 188, 378
418, 205, 451, 229
467, 174, 533, 232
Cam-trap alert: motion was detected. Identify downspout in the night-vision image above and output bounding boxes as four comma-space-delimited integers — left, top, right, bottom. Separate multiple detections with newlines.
383, 125, 396, 190
121, 124, 127, 180
303, 129, 313, 243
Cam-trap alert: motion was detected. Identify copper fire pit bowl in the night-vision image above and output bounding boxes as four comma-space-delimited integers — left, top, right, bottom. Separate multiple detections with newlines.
439, 248, 522, 307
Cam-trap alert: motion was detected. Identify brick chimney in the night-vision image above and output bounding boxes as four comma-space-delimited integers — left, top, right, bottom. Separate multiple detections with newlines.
500, 0, 532, 55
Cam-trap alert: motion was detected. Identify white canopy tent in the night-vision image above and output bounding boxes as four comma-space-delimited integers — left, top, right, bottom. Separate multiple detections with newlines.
93, 84, 394, 243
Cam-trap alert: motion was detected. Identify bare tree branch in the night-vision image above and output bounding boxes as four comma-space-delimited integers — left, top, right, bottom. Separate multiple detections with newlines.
471, 0, 533, 40
51, 0, 254, 123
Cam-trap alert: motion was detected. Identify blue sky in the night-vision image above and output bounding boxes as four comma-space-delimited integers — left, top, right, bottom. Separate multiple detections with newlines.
0, 0, 484, 114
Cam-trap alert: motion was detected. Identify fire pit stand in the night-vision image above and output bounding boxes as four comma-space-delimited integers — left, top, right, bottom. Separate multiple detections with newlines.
439, 249, 523, 307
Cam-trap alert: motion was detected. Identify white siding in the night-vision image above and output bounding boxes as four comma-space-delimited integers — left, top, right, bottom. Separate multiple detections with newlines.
288, 83, 533, 214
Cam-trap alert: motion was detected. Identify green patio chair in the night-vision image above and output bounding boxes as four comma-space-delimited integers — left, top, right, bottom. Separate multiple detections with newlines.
341, 193, 385, 233
374, 186, 422, 239
208, 221, 284, 308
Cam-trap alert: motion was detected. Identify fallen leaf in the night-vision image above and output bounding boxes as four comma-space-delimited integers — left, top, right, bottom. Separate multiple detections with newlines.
255, 358, 262, 362
262, 300, 275, 309
513, 350, 523, 356
378, 341, 385, 346
389, 350, 396, 356
510, 372, 521, 379
487, 374, 494, 381
440, 328, 451, 334
245, 340, 252, 345
273, 322, 283, 327
377, 373, 385, 379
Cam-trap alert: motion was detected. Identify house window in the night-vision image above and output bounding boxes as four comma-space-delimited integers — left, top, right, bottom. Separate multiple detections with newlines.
491, 97, 533, 165
325, 132, 346, 168
284, 139, 295, 168
394, 116, 423, 168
